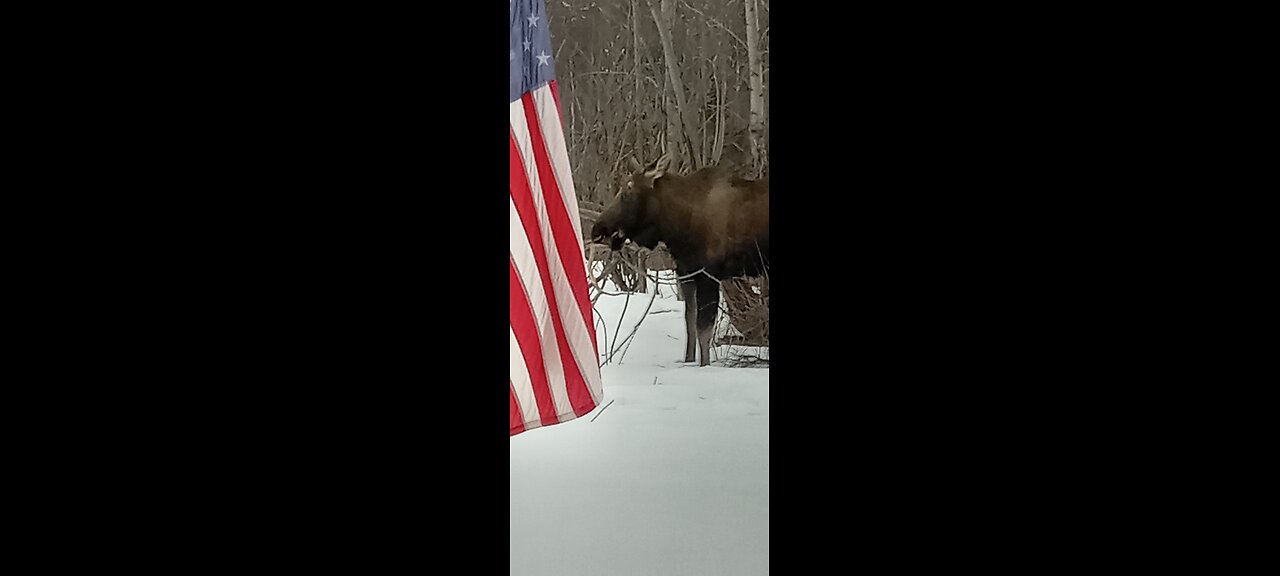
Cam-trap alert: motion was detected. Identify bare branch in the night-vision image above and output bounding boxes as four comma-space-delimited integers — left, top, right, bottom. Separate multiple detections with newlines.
679, 0, 748, 52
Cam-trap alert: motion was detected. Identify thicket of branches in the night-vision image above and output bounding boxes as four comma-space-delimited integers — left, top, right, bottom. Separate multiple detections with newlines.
548, 0, 769, 209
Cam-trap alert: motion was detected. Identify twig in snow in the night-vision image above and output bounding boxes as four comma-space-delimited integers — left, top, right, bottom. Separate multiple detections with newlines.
589, 399, 616, 423
614, 285, 659, 364
594, 304, 609, 367
608, 291, 632, 364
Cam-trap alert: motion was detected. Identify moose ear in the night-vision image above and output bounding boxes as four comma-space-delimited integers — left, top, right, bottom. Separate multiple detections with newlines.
650, 152, 672, 178
627, 157, 643, 172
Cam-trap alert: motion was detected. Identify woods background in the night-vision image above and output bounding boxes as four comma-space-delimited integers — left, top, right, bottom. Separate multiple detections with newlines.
548, 0, 770, 213
549, 0, 770, 353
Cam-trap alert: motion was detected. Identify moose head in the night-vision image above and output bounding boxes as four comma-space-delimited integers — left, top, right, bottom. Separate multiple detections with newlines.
590, 153, 672, 251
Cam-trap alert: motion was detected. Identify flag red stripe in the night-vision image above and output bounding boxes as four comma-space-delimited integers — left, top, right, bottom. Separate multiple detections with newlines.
509, 132, 592, 418
520, 93, 598, 414
509, 382, 526, 436
510, 256, 560, 427
531, 82, 598, 359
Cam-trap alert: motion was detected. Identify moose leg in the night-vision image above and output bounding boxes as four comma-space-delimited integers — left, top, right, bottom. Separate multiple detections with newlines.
695, 275, 720, 367
681, 279, 697, 362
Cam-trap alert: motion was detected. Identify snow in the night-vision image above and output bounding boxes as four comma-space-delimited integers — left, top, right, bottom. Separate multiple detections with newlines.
511, 270, 769, 575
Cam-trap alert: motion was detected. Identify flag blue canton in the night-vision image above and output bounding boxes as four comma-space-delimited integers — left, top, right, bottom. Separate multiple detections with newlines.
511, 0, 557, 103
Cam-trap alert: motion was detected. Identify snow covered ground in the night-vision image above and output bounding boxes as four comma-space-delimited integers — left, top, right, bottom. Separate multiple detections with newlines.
511, 271, 769, 575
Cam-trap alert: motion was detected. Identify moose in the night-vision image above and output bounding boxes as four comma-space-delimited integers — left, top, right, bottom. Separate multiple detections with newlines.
591, 153, 769, 366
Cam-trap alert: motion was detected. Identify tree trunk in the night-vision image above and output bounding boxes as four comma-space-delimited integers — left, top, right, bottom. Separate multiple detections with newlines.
744, 0, 766, 177
648, 0, 700, 170
629, 0, 643, 159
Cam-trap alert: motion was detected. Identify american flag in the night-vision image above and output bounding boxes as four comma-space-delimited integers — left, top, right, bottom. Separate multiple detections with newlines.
510, 0, 603, 436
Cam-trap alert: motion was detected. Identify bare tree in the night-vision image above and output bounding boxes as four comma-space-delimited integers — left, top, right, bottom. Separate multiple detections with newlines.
649, 0, 704, 170
744, 0, 766, 177
631, 0, 643, 154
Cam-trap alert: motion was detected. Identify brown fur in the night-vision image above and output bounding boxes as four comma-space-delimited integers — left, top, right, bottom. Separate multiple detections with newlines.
591, 154, 769, 365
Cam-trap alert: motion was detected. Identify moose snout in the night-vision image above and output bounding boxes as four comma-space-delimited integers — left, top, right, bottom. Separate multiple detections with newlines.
591, 222, 620, 246
590, 222, 608, 243
589, 222, 628, 251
